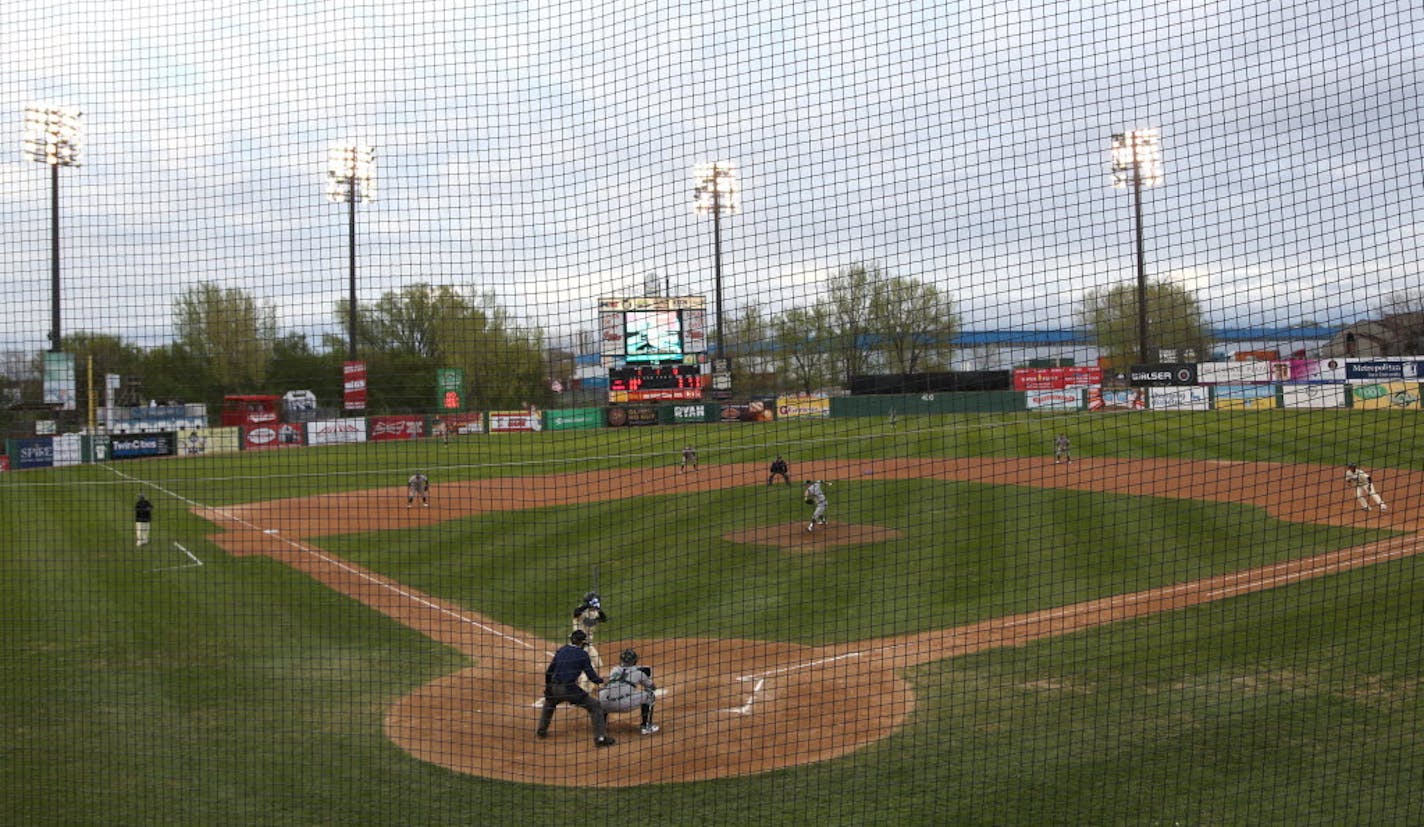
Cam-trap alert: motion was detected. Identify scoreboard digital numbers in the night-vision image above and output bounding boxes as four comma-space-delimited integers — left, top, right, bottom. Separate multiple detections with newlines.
608, 365, 705, 403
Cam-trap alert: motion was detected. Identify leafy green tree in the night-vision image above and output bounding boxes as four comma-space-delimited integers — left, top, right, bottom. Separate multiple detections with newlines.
173, 283, 277, 390
867, 275, 959, 374
823, 264, 879, 385
265, 334, 342, 406
332, 284, 550, 412
773, 305, 835, 394
1080, 281, 1211, 366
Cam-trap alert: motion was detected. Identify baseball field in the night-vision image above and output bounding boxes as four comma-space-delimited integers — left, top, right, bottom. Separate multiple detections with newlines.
5, 410, 1423, 824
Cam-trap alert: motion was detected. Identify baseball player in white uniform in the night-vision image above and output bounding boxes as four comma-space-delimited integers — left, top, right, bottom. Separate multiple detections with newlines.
803, 480, 829, 532
572, 592, 606, 691
1346, 463, 1388, 511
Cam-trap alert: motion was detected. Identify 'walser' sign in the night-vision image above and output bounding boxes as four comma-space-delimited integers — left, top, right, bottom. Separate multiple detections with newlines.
1129, 363, 1198, 386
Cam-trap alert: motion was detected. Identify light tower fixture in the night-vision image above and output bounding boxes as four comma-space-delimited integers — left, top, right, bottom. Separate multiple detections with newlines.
326, 144, 375, 362
23, 105, 84, 353
692, 162, 739, 358
1110, 129, 1163, 365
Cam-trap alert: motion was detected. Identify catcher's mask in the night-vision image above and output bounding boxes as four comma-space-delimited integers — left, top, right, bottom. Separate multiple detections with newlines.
620, 649, 639, 666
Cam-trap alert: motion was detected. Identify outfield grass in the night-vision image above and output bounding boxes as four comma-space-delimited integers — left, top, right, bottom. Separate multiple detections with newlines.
3, 411, 1422, 825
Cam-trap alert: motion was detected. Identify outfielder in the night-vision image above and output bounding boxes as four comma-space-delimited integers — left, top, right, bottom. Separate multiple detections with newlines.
407, 471, 430, 508
572, 592, 607, 690
599, 648, 660, 735
536, 629, 616, 747
803, 479, 829, 532
1346, 463, 1388, 511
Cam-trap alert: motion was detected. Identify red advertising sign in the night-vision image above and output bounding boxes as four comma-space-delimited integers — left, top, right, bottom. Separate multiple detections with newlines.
441, 413, 485, 435
369, 415, 426, 441
343, 361, 367, 411
1013, 366, 1103, 391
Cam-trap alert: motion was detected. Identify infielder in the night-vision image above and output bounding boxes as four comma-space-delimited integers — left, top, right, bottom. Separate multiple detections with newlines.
1346, 463, 1388, 511
572, 592, 607, 690
680, 445, 699, 473
803, 479, 829, 532
599, 648, 660, 735
536, 629, 615, 747
1054, 434, 1072, 464
407, 471, 430, 508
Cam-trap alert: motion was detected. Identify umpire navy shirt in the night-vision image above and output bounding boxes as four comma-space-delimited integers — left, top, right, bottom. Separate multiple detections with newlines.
545, 644, 602, 686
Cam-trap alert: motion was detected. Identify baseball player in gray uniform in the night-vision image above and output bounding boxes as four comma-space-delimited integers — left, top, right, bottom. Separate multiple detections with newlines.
803, 480, 829, 532
407, 471, 430, 507
599, 648, 659, 735
1346, 463, 1388, 511
1054, 434, 1072, 464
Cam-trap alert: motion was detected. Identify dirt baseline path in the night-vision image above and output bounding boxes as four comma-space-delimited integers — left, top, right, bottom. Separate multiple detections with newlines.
198, 458, 1423, 787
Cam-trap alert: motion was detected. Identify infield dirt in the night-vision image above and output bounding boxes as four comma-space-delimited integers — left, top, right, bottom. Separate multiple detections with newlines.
197, 457, 1421, 787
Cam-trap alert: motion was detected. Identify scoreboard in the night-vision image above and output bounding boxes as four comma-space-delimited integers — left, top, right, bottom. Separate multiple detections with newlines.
608, 364, 705, 403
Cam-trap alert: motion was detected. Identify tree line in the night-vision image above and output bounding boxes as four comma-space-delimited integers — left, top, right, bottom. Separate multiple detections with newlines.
5, 262, 1289, 429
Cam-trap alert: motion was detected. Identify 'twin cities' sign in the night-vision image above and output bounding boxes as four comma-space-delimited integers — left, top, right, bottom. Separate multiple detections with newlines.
1129, 364, 1198, 386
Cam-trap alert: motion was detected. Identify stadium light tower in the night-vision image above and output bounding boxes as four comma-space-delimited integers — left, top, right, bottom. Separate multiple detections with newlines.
23, 105, 83, 353
326, 144, 376, 361
1110, 129, 1163, 365
693, 162, 739, 357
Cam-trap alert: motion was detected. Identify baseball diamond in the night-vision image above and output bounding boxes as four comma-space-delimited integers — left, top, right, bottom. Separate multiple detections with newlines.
196, 456, 1422, 787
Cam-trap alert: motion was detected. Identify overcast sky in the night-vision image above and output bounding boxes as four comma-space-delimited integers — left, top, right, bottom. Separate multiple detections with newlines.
1, 0, 1419, 352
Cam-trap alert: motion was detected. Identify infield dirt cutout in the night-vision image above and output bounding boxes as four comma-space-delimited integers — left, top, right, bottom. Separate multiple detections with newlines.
198, 457, 1422, 787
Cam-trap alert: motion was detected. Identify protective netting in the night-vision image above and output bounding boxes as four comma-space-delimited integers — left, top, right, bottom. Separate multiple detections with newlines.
3, 1, 1422, 824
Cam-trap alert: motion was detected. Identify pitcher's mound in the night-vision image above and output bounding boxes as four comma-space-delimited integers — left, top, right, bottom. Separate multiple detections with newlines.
725, 522, 902, 550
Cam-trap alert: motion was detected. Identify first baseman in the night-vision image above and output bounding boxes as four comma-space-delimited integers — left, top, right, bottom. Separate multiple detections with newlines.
1346, 463, 1388, 511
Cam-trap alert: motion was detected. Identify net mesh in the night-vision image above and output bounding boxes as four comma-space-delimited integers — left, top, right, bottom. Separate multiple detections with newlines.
3, 1, 1421, 823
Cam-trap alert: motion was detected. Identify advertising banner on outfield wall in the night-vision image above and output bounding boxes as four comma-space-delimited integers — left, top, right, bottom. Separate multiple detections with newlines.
307, 418, 366, 446
10, 437, 54, 469
1350, 382, 1422, 410
242, 423, 306, 450
1087, 388, 1144, 410
545, 408, 603, 430
178, 427, 240, 456
110, 433, 177, 459
606, 405, 659, 427
489, 410, 543, 432
1129, 363, 1198, 386
1345, 359, 1423, 383
1213, 385, 1278, 409
1198, 361, 1273, 385
440, 413, 485, 435
1148, 386, 1210, 410
1025, 389, 1082, 410
1013, 366, 1102, 390
719, 399, 776, 422
1282, 385, 1347, 408
668, 404, 718, 424
1269, 358, 1345, 384
369, 415, 426, 441
775, 393, 831, 418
